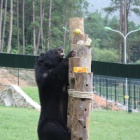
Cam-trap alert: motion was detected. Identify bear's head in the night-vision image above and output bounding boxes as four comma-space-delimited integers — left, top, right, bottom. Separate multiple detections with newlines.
36, 47, 64, 69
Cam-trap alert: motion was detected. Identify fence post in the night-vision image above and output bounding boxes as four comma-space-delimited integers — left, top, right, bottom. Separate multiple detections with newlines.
106, 78, 108, 100
106, 78, 108, 109
123, 82, 125, 105
139, 87, 140, 109
18, 69, 19, 86
134, 84, 136, 109
114, 81, 117, 102
99, 77, 101, 96
128, 80, 132, 112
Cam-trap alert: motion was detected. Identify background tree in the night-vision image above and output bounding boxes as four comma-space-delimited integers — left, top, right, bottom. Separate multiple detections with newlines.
47, 0, 52, 50
1, 0, 7, 52
7, 0, 13, 53
40, 0, 44, 52
0, 0, 3, 52
22, 0, 25, 54
63, 0, 70, 50
0, 0, 140, 64
104, 0, 140, 63
16, 0, 20, 53
33, 0, 37, 55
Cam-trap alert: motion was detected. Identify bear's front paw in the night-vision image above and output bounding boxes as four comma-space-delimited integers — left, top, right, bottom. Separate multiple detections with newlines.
67, 50, 76, 58
64, 50, 76, 65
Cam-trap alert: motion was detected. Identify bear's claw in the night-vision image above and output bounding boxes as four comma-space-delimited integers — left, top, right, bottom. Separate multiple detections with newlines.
69, 50, 76, 58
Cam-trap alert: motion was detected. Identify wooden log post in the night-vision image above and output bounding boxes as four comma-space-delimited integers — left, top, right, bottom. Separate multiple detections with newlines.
67, 18, 93, 140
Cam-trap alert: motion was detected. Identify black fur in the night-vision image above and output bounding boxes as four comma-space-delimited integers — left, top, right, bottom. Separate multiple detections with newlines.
35, 47, 75, 140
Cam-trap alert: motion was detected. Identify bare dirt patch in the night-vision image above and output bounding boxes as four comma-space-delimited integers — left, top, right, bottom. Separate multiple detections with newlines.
93, 94, 123, 111
0, 68, 35, 91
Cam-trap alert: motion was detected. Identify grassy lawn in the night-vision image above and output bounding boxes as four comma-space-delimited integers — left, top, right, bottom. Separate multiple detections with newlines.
20, 86, 140, 140
0, 106, 39, 140
0, 106, 140, 140
90, 110, 140, 140
22, 86, 40, 104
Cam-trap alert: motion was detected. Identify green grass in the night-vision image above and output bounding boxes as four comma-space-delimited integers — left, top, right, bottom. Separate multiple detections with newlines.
0, 106, 140, 140
90, 110, 140, 140
0, 106, 39, 140
21, 86, 140, 140
22, 86, 40, 104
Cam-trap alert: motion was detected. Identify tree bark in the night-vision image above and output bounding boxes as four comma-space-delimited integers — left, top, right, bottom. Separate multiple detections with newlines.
70, 44, 91, 73
47, 0, 52, 50
17, 0, 20, 53
124, 0, 128, 36
69, 18, 84, 44
36, 29, 41, 52
63, 0, 69, 50
0, 0, 3, 52
22, 0, 25, 54
69, 57, 88, 89
33, 0, 37, 55
1, 0, 7, 52
119, 0, 123, 63
40, 0, 44, 53
36, 2, 45, 52
7, 0, 13, 53
68, 18, 93, 140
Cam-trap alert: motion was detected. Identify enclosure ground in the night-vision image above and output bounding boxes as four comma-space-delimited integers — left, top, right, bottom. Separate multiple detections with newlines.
0, 106, 140, 140
90, 110, 140, 140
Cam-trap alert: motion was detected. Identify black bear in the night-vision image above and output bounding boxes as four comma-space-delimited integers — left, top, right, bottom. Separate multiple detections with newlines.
35, 47, 75, 140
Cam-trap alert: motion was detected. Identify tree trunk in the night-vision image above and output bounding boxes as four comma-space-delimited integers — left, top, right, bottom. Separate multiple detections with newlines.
7, 0, 13, 53
0, 0, 3, 52
47, 0, 52, 50
33, 0, 37, 55
68, 18, 93, 140
69, 18, 84, 44
63, 0, 69, 50
36, 29, 41, 52
69, 0, 74, 17
40, 0, 44, 52
124, 0, 128, 36
22, 0, 25, 54
1, 0, 7, 52
36, 2, 45, 52
119, 0, 123, 63
17, 0, 20, 53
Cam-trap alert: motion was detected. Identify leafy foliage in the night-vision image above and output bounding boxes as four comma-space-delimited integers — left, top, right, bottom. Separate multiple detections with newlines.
92, 47, 118, 62
0, 0, 140, 63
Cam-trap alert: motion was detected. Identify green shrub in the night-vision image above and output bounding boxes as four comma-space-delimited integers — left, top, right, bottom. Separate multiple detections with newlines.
93, 47, 119, 62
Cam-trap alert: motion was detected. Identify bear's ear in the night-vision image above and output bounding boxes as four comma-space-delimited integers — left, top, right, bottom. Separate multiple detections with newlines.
36, 53, 45, 64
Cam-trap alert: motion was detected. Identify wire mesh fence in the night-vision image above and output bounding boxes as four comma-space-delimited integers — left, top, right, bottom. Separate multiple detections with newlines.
93, 75, 140, 112
0, 67, 140, 112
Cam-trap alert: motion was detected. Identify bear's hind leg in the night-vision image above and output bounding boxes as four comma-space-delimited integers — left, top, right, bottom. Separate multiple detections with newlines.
38, 122, 68, 140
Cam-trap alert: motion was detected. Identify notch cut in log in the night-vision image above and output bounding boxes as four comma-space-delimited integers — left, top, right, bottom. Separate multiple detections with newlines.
69, 57, 87, 89
73, 34, 88, 44
70, 45, 92, 73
